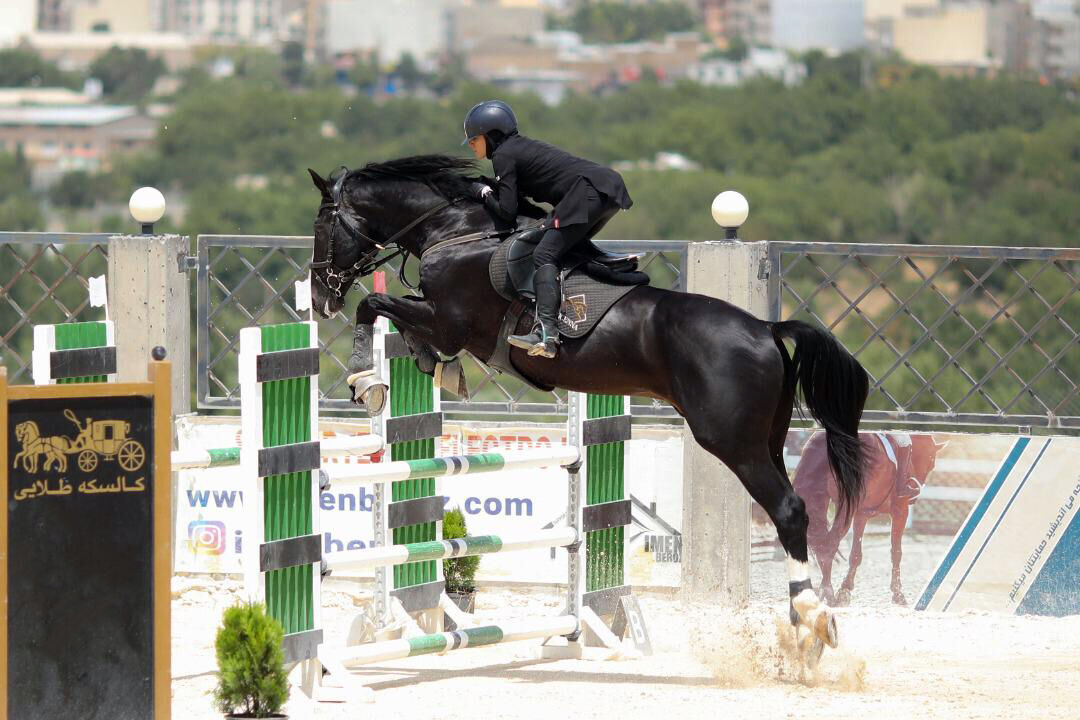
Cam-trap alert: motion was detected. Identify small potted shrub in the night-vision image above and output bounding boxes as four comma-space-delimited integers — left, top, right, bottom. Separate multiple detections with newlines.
443, 506, 480, 630
213, 602, 290, 719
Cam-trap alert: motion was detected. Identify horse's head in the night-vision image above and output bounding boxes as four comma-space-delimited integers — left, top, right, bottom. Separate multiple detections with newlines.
910, 435, 948, 482
308, 167, 382, 318
307, 156, 481, 318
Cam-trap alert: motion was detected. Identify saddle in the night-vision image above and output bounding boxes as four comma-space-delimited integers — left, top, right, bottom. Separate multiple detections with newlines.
485, 223, 650, 390
504, 223, 645, 299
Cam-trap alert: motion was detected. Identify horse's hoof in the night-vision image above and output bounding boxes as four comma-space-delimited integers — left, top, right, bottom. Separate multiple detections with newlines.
796, 625, 824, 670
892, 592, 908, 606
835, 588, 852, 607
347, 371, 388, 416
824, 612, 839, 648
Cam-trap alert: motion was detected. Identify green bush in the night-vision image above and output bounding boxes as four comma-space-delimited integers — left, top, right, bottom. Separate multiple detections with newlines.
213, 602, 289, 718
443, 507, 479, 594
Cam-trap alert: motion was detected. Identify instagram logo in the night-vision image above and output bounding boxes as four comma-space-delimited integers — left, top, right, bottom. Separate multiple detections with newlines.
188, 520, 226, 555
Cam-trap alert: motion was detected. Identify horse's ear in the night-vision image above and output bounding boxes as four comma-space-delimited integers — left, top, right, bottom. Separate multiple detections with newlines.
308, 168, 331, 200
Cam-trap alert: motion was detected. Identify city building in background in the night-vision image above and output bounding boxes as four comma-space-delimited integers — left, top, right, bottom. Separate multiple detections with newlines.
446, 1, 547, 54
891, 3, 997, 71
1032, 0, 1080, 78
0, 0, 37, 46
467, 30, 705, 101
71, 0, 154, 33
158, 0, 302, 44
688, 46, 807, 85
0, 104, 158, 187
697, 0, 773, 47
21, 31, 194, 72
771, 0, 865, 52
36, 0, 72, 32
324, 0, 452, 62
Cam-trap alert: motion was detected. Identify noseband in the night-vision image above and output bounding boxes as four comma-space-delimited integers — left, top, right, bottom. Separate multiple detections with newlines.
311, 168, 455, 297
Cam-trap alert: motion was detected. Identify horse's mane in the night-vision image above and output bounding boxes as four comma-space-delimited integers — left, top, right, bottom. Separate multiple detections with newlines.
346, 154, 477, 200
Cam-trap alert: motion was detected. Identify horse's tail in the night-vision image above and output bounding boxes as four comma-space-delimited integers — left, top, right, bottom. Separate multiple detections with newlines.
772, 320, 868, 521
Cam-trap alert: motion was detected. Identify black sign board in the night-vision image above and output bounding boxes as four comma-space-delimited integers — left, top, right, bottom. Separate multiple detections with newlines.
1, 364, 171, 720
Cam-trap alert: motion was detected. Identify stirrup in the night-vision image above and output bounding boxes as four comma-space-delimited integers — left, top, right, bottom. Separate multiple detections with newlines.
527, 338, 559, 359
507, 330, 541, 351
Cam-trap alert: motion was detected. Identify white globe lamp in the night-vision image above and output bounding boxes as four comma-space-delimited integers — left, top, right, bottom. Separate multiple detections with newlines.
711, 190, 749, 240
129, 187, 166, 234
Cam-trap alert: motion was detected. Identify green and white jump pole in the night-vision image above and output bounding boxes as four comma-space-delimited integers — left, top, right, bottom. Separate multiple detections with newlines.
238, 321, 327, 666
32, 321, 117, 384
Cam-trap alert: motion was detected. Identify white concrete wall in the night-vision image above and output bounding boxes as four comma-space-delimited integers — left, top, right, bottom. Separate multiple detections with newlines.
772, 0, 866, 52
325, 0, 450, 62
0, 0, 36, 46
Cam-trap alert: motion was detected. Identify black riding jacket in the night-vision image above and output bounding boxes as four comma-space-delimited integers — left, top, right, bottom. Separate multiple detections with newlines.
481, 133, 632, 227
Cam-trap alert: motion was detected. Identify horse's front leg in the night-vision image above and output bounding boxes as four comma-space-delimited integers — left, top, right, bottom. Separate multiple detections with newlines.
350, 293, 443, 369
346, 293, 455, 411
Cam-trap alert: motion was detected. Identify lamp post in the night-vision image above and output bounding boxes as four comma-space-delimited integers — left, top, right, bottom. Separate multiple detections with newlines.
710, 190, 749, 240
128, 187, 166, 235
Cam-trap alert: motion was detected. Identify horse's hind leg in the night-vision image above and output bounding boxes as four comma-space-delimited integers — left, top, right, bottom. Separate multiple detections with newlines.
890, 502, 911, 605
689, 417, 838, 654
835, 513, 869, 606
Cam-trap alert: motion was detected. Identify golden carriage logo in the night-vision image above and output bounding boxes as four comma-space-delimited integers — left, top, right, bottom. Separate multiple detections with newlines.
12, 408, 146, 475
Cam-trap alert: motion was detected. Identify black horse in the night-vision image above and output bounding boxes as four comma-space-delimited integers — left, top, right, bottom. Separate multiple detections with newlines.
307, 156, 868, 659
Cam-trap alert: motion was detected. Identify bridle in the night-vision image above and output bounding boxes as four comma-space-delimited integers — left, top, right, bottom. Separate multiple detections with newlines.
310, 168, 455, 296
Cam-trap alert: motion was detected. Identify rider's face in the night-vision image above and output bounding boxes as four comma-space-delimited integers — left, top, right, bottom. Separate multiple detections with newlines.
467, 135, 486, 159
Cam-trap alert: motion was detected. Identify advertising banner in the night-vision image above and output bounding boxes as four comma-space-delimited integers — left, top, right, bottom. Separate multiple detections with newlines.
174, 418, 685, 588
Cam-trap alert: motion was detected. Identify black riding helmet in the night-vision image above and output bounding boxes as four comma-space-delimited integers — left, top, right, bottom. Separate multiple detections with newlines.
462, 100, 517, 157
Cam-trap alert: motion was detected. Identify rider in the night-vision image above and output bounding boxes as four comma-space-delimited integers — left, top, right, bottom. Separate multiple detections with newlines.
463, 99, 633, 359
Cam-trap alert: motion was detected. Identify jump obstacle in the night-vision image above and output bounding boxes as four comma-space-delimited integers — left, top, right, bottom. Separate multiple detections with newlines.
227, 318, 636, 694
33, 312, 638, 698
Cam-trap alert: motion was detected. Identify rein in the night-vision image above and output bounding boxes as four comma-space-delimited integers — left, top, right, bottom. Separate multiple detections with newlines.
313, 167, 528, 296
312, 167, 457, 294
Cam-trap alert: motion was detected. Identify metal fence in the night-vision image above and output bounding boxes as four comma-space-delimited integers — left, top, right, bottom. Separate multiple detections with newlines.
4, 232, 1075, 433
195, 234, 688, 416
767, 242, 1080, 430
0, 232, 111, 386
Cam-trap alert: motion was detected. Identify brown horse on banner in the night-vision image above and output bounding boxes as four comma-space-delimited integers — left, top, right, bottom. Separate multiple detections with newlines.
794, 431, 946, 606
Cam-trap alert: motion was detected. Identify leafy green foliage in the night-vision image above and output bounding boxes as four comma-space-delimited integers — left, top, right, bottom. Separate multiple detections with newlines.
4, 49, 1076, 248
87, 46, 166, 102
443, 507, 479, 594
0, 48, 82, 89
550, 1, 698, 43
213, 603, 289, 718
0, 152, 42, 230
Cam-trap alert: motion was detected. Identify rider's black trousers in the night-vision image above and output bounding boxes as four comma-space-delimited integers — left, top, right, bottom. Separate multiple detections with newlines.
533, 180, 621, 268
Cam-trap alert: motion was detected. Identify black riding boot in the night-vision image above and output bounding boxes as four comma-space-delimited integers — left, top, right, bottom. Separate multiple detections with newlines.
508, 264, 561, 358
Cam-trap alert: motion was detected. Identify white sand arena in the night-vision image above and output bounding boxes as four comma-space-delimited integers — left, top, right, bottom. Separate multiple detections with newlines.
172, 535, 1080, 720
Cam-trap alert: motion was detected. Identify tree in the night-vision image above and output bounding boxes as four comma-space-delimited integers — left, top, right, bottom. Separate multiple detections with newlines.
554, 1, 698, 43
348, 52, 380, 90
49, 171, 99, 209
394, 53, 425, 92
281, 41, 306, 87
88, 46, 166, 102
0, 151, 43, 230
0, 48, 82, 89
